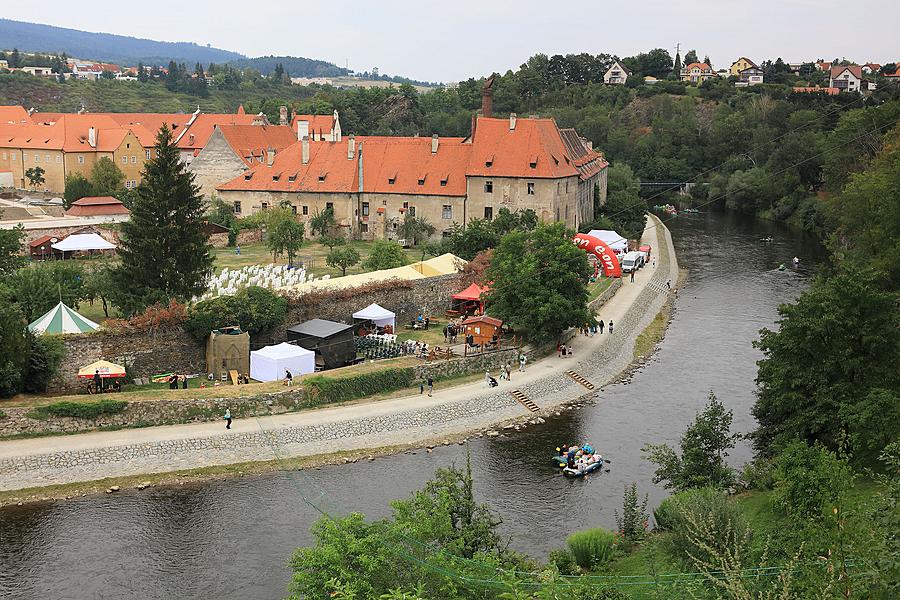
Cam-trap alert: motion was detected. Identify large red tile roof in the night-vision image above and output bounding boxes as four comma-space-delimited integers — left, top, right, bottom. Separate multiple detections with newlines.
830, 64, 863, 80
65, 195, 130, 217
0, 106, 32, 125
217, 124, 297, 166
362, 136, 470, 196
466, 116, 579, 179
685, 62, 712, 71
291, 114, 336, 137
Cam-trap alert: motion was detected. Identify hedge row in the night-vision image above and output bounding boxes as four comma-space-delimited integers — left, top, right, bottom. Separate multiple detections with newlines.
304, 368, 415, 404
28, 399, 129, 420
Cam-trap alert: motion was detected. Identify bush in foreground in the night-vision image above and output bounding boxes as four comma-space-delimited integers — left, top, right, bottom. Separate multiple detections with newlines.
566, 527, 616, 569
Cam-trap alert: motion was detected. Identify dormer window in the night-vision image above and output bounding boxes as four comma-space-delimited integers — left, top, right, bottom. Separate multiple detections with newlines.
244, 172, 253, 180
529, 154, 538, 168
318, 175, 326, 182
388, 177, 396, 185
272, 173, 280, 181
485, 153, 494, 168
288, 174, 297, 182
440, 178, 448, 187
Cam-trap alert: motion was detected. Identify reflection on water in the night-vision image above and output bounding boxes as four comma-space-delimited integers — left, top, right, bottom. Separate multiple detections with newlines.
0, 211, 824, 600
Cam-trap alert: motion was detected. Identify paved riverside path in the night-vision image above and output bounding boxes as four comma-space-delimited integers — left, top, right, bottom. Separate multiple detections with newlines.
0, 215, 679, 491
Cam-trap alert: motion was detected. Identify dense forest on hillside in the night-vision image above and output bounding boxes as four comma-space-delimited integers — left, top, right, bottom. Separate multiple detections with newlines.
227, 55, 349, 78
0, 18, 243, 65
5, 49, 900, 234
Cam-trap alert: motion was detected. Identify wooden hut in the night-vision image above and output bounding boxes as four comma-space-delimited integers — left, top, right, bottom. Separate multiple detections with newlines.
461, 315, 503, 348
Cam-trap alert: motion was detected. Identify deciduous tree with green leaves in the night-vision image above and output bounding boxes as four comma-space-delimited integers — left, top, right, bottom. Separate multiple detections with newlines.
0, 225, 26, 277
485, 221, 592, 343
110, 125, 213, 314
363, 240, 406, 270
326, 246, 360, 276
643, 392, 740, 492
267, 218, 305, 267
63, 173, 94, 209
6, 261, 87, 322
309, 206, 337, 237
25, 166, 45, 190
89, 156, 124, 195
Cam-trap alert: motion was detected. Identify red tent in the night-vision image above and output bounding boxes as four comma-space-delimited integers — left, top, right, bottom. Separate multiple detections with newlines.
452, 283, 490, 314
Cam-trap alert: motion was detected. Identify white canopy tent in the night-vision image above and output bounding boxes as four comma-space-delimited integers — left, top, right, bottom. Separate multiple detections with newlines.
352, 303, 396, 329
250, 342, 315, 382
585, 229, 628, 254
51, 233, 116, 252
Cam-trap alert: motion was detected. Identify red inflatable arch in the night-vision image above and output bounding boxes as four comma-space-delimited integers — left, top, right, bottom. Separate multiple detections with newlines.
572, 233, 623, 278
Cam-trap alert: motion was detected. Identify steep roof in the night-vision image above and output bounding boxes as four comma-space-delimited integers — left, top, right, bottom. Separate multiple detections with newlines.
466, 116, 579, 179
0, 106, 32, 125
291, 114, 336, 137
830, 65, 863, 79
558, 128, 609, 181
607, 60, 631, 75
731, 57, 758, 69
362, 136, 469, 196
685, 62, 712, 72
217, 124, 298, 166
176, 113, 260, 150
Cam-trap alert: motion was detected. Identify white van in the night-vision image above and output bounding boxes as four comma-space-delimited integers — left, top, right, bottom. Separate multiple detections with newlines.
621, 251, 643, 273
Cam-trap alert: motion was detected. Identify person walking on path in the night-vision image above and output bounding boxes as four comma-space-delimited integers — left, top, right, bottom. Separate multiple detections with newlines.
519, 353, 527, 372
224, 408, 232, 430
630, 270, 635, 283
420, 379, 425, 394
652, 257, 656, 268
505, 363, 512, 382
427, 376, 434, 396
598, 320, 604, 335
608, 321, 614, 335
93, 369, 102, 394
181, 374, 188, 389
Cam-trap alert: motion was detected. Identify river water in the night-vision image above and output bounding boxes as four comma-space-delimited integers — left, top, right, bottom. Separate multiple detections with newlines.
0, 211, 824, 600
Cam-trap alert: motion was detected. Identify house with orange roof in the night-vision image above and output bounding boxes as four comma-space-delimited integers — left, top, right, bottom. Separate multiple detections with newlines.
861, 63, 881, 75
729, 57, 758, 77
292, 111, 342, 142
681, 62, 715, 84
829, 65, 866, 92
0, 106, 32, 125
188, 122, 298, 200
217, 88, 608, 240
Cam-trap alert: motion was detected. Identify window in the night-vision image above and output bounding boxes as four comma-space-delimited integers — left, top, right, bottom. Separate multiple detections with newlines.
484, 206, 493, 220
565, 205, 568, 219
302, 205, 309, 215
233, 201, 242, 214
388, 176, 396, 185
288, 174, 297, 182
318, 175, 325, 182
46, 154, 51, 162
484, 180, 493, 193
418, 178, 425, 185
442, 230, 452, 238
527, 182, 535, 195
440, 178, 447, 186
360, 223, 369, 233
124, 180, 131, 189
272, 174, 280, 181
326, 202, 334, 211
362, 202, 369, 216
78, 155, 85, 164
1, 152, 6, 160
10, 153, 16, 161
122, 156, 128, 164
131, 156, 137, 164
260, 202, 269, 210
442, 205, 452, 219
34, 154, 39, 162
146, 150, 151, 160
290, 205, 297, 215
244, 173, 253, 180
126, 143, 130, 149
56, 155, 61, 163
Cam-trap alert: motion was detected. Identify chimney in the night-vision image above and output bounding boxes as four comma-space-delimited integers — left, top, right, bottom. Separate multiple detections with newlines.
347, 134, 356, 160
88, 126, 96, 148
267, 147, 276, 166
509, 113, 517, 131
301, 136, 310, 165
297, 119, 309, 142
189, 133, 195, 145
251, 112, 267, 127
279, 105, 288, 126
431, 134, 439, 154
482, 76, 494, 118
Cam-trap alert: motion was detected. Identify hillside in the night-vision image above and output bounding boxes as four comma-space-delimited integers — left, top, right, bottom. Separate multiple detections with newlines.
227, 55, 349, 78
0, 18, 244, 66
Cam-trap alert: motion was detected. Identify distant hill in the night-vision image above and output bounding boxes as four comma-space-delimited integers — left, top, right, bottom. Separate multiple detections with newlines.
0, 18, 244, 66
227, 55, 350, 78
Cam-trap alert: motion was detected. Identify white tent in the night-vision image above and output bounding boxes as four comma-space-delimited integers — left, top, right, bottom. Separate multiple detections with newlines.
352, 303, 396, 328
586, 229, 628, 254
51, 233, 116, 252
250, 342, 315, 382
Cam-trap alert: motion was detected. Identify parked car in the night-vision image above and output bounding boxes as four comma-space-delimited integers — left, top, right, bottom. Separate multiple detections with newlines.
621, 251, 643, 273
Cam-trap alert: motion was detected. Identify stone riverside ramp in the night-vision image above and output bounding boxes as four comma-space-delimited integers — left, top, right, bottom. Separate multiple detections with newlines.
0, 215, 678, 492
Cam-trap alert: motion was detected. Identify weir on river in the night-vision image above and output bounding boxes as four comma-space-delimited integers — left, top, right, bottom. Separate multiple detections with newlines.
0, 210, 824, 600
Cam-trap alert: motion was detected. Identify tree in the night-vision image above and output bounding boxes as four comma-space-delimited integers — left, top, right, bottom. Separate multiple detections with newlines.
596, 163, 645, 239
25, 166, 45, 190
185, 286, 287, 340
486, 221, 592, 343
6, 261, 87, 322
21, 332, 65, 394
326, 246, 361, 276
89, 156, 125, 195
772, 441, 853, 522
398, 214, 436, 246
111, 125, 213, 315
752, 269, 899, 460
363, 240, 406, 270
643, 392, 740, 491
0, 301, 26, 397
267, 218, 305, 267
83, 264, 118, 318
309, 206, 337, 237
0, 225, 26, 277
63, 173, 95, 209
318, 234, 345, 251
684, 50, 699, 65
136, 61, 148, 83
672, 52, 682, 79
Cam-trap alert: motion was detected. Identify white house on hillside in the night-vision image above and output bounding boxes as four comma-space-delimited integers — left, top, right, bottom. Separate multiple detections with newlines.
603, 60, 630, 85
829, 65, 863, 92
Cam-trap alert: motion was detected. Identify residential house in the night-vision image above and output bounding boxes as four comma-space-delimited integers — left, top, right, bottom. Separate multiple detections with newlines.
0, 59, 8, 69
861, 63, 881, 75
729, 57, 758, 77
738, 67, 765, 86
681, 62, 715, 84
188, 123, 298, 201
829, 65, 864, 92
19, 66, 54, 77
603, 60, 630, 85
291, 110, 342, 141
72, 63, 104, 80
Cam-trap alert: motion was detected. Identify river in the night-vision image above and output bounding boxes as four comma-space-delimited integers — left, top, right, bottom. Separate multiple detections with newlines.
0, 210, 824, 600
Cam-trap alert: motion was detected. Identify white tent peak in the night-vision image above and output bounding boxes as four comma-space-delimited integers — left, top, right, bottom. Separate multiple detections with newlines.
585, 229, 628, 252
51, 233, 116, 252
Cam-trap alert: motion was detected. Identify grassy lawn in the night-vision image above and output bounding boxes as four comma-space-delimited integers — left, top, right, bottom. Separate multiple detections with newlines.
588, 277, 614, 301
212, 240, 424, 277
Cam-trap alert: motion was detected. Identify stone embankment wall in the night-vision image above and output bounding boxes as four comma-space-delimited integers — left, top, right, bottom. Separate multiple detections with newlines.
5, 348, 519, 437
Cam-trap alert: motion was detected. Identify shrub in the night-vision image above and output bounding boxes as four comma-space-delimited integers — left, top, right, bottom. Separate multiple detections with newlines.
739, 456, 776, 491
28, 399, 128, 420
103, 300, 187, 334
305, 368, 415, 404
660, 487, 747, 566
547, 548, 579, 576
615, 482, 649, 544
566, 527, 616, 569
772, 440, 853, 521
0, 408, 7, 419
22, 332, 65, 394
652, 496, 679, 532
185, 286, 287, 340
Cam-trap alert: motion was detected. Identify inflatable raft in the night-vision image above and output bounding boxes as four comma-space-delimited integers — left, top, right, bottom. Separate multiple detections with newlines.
563, 460, 604, 478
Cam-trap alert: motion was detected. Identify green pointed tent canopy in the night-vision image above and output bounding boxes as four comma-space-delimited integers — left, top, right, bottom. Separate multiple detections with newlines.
28, 302, 100, 335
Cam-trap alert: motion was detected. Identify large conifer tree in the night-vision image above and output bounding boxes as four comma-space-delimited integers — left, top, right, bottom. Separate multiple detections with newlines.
112, 125, 212, 314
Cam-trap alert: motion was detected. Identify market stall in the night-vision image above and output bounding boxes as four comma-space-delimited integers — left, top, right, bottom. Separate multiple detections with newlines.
28, 302, 99, 335
250, 342, 315, 382
451, 283, 490, 316
352, 303, 396, 333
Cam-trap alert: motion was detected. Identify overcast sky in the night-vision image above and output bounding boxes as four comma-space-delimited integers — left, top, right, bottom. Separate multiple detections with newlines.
5, 1, 897, 82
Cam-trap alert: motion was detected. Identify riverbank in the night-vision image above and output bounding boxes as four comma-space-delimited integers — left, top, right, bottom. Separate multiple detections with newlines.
0, 214, 679, 500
